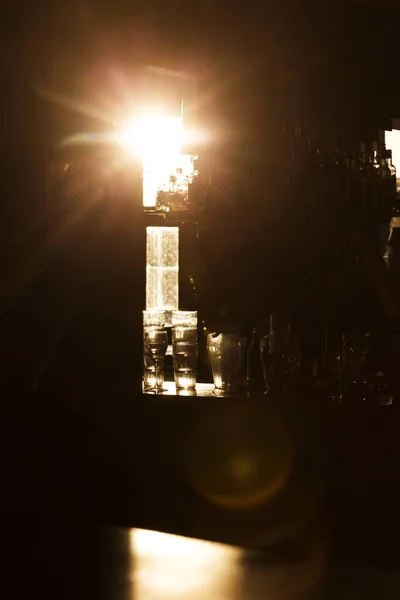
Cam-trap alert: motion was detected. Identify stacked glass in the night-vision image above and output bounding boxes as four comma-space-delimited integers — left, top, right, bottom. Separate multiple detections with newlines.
143, 310, 167, 392
172, 311, 198, 390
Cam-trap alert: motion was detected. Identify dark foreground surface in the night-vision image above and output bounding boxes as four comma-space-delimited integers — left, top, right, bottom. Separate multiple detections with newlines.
2, 381, 400, 563
3, 521, 400, 600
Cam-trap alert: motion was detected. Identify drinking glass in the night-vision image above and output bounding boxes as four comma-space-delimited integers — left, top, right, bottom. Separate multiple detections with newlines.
143, 311, 166, 390
143, 328, 168, 393
321, 327, 345, 403
172, 327, 198, 390
342, 332, 371, 403
207, 333, 245, 397
260, 331, 300, 395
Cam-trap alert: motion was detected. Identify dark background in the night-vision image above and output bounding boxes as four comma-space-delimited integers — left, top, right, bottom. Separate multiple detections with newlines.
1, 5, 400, 393
3, 0, 400, 307
1, 0, 400, 571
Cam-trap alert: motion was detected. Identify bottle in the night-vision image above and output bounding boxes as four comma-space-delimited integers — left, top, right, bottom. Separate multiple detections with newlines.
305, 136, 323, 171
315, 136, 328, 168
260, 315, 300, 395
384, 150, 400, 267
342, 332, 371, 405
386, 150, 398, 214
387, 216, 400, 285
389, 152, 399, 200
246, 327, 264, 395
378, 149, 393, 213
387, 149, 396, 179
330, 140, 350, 206
304, 137, 325, 207
331, 140, 346, 170
260, 317, 276, 396
359, 142, 367, 164
350, 142, 367, 207
293, 121, 306, 172
366, 141, 380, 209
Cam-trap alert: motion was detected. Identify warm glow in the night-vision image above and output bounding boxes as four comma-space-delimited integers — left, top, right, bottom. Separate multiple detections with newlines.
132, 529, 229, 558
129, 527, 324, 599
116, 113, 198, 207
130, 529, 241, 598
143, 151, 195, 208
119, 114, 183, 159
118, 114, 183, 207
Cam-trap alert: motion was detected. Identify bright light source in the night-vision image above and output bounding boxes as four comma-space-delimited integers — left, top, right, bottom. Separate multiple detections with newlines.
116, 113, 200, 206
119, 114, 183, 159
119, 114, 183, 208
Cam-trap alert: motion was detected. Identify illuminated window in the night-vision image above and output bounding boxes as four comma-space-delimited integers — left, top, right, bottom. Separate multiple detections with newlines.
116, 113, 197, 207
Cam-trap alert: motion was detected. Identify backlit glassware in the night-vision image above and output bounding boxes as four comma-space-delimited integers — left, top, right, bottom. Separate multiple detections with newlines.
143, 311, 166, 390
207, 333, 245, 397
342, 332, 371, 403
171, 310, 198, 329
143, 310, 166, 328
172, 327, 198, 390
143, 328, 168, 394
260, 322, 300, 395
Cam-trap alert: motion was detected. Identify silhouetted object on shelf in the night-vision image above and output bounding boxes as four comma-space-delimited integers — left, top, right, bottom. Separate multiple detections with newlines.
246, 327, 265, 397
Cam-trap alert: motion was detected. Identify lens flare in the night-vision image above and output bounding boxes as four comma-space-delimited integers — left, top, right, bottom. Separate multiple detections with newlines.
186, 401, 294, 509
117, 114, 183, 158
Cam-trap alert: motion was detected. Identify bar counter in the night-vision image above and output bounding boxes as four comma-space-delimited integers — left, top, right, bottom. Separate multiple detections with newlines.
5, 360, 400, 568
5, 522, 400, 599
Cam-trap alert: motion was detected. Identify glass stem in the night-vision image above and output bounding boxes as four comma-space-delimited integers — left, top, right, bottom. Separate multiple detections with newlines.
154, 359, 159, 392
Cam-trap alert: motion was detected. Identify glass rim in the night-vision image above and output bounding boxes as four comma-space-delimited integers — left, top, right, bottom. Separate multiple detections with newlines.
171, 310, 198, 328
207, 332, 246, 343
